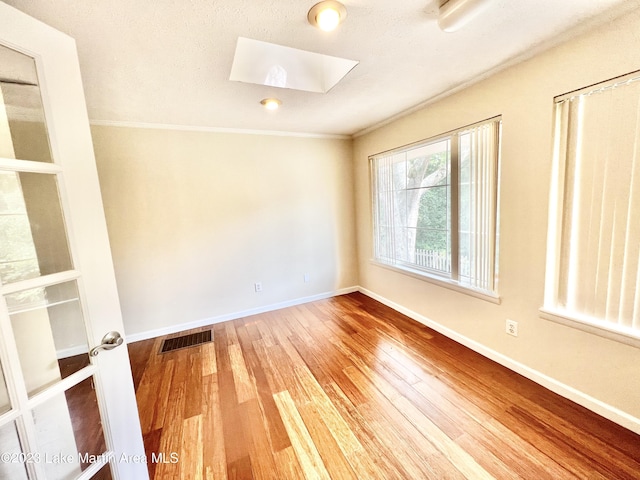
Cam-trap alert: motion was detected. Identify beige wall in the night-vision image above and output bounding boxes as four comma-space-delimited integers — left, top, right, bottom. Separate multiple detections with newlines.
92, 125, 357, 337
91, 6, 640, 427
353, 8, 640, 419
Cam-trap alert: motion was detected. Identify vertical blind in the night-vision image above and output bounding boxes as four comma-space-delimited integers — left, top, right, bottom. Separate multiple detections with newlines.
461, 121, 500, 292
372, 150, 408, 264
552, 74, 640, 332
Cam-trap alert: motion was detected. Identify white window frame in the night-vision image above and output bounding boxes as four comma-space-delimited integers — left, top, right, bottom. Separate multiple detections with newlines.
541, 71, 640, 348
370, 117, 502, 303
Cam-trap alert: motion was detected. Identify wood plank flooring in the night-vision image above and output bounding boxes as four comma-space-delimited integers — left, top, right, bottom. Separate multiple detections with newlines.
128, 292, 640, 479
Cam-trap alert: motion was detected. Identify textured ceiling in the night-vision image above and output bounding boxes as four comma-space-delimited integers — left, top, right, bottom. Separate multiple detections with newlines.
3, 0, 639, 136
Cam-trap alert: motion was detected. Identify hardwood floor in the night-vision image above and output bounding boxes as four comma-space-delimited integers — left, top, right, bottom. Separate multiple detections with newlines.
58, 355, 111, 479
128, 293, 640, 479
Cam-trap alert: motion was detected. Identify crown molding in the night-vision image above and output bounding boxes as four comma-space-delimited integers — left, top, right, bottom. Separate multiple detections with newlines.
89, 119, 351, 140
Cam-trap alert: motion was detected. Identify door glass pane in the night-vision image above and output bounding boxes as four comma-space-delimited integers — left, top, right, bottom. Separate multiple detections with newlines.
0, 421, 29, 480
92, 463, 113, 480
6, 281, 89, 397
0, 360, 9, 415
0, 171, 73, 285
33, 377, 106, 480
0, 44, 52, 163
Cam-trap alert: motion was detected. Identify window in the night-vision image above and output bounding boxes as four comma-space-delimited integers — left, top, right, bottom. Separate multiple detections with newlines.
370, 117, 501, 299
542, 71, 640, 346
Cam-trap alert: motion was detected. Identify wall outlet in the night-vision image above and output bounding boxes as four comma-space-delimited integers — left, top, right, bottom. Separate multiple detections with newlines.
254, 282, 262, 293
506, 319, 518, 337
303, 273, 310, 283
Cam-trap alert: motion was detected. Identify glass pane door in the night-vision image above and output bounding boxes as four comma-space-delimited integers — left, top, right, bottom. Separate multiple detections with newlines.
0, 43, 113, 480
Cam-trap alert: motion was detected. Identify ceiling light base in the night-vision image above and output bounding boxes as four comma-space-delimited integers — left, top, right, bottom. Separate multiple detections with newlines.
308, 1, 347, 32
260, 98, 282, 110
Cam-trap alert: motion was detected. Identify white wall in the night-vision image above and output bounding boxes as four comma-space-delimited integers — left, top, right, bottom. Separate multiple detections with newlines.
353, 7, 640, 423
92, 126, 357, 338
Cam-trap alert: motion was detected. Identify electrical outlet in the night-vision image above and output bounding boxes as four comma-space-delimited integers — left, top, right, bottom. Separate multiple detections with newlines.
304, 273, 310, 283
254, 282, 262, 293
506, 319, 518, 337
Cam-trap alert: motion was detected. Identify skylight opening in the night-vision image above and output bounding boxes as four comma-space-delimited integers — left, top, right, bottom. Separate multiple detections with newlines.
229, 37, 358, 94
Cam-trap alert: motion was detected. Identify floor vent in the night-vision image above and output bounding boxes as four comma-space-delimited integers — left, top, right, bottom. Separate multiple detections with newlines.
160, 330, 212, 353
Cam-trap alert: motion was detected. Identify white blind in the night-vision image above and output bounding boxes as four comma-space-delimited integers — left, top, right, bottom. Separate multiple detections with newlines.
463, 121, 499, 292
554, 78, 640, 331
372, 151, 405, 263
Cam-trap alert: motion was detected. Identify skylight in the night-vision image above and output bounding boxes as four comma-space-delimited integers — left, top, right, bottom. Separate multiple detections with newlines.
229, 37, 358, 94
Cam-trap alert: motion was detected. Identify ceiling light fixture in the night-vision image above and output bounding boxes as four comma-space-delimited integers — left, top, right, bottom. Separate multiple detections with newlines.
438, 0, 492, 32
307, 1, 347, 32
260, 98, 282, 110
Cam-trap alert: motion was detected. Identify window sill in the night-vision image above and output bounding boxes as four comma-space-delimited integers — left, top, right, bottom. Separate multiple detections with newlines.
540, 307, 640, 349
370, 259, 501, 305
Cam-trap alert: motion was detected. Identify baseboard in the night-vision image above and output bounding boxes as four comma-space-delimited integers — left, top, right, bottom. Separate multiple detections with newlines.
56, 345, 89, 360
125, 286, 359, 344
357, 286, 640, 436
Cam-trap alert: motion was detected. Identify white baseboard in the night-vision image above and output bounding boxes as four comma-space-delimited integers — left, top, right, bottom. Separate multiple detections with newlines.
56, 345, 89, 360
357, 286, 640, 436
125, 286, 359, 344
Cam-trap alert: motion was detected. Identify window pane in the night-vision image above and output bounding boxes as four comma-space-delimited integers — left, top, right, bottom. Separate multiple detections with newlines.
459, 231, 471, 279
375, 226, 394, 261
415, 228, 449, 254
375, 159, 392, 193
6, 281, 89, 397
391, 155, 406, 190
415, 229, 450, 273
374, 192, 391, 228
417, 186, 448, 230
393, 190, 408, 227
0, 422, 28, 480
0, 45, 53, 163
459, 132, 471, 183
33, 377, 107, 480
459, 183, 471, 232
0, 172, 73, 285
394, 227, 411, 263
408, 139, 450, 186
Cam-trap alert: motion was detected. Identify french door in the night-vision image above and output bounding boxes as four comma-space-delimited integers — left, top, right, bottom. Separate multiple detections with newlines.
0, 3, 148, 479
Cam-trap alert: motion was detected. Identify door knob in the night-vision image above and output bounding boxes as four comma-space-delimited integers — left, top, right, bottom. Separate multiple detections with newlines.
90, 331, 124, 357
